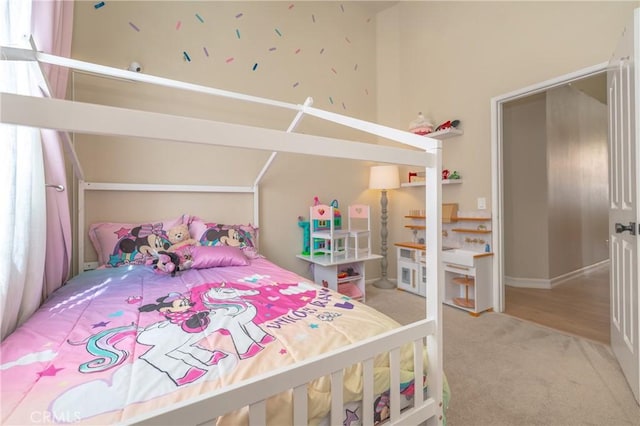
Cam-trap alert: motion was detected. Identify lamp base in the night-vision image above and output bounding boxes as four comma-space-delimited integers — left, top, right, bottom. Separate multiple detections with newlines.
372, 278, 396, 289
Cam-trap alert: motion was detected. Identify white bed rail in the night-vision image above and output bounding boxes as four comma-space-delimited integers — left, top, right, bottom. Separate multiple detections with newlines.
125, 319, 437, 426
0, 93, 433, 168
1, 46, 444, 426
0, 46, 440, 153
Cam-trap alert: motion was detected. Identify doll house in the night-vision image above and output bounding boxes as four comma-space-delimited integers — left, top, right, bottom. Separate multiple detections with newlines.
310, 203, 349, 262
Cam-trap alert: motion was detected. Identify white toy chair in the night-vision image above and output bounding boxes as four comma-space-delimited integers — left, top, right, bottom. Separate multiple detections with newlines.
310, 204, 349, 262
348, 204, 371, 259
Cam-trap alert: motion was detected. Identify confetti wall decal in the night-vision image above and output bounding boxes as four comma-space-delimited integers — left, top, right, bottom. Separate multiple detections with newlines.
104, 3, 375, 113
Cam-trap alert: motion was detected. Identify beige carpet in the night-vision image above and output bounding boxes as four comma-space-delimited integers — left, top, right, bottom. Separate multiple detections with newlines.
365, 285, 640, 426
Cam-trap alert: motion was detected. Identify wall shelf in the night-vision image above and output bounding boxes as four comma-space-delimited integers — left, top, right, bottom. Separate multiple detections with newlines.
452, 228, 491, 234
402, 127, 462, 187
426, 127, 464, 139
401, 179, 462, 188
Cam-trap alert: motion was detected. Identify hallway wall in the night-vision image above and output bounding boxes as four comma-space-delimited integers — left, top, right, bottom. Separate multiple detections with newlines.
503, 83, 608, 287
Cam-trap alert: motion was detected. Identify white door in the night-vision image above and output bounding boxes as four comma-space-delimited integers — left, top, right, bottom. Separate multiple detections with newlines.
608, 8, 640, 405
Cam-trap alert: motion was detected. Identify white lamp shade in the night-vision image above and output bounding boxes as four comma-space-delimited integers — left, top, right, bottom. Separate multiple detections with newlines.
369, 165, 400, 190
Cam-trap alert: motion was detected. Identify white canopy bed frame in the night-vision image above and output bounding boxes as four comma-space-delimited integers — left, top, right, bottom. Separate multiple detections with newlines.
0, 45, 444, 426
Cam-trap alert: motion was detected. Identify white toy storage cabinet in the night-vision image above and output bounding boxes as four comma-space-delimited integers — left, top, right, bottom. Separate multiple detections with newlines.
396, 242, 427, 297
441, 249, 493, 316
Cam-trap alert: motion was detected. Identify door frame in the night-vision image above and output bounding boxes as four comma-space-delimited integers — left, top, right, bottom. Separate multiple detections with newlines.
490, 62, 608, 312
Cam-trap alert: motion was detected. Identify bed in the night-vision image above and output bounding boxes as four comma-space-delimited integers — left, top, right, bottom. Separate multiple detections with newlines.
0, 46, 445, 425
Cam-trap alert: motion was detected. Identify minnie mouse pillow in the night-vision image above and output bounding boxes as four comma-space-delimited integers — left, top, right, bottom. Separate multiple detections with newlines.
188, 218, 259, 259
89, 215, 189, 267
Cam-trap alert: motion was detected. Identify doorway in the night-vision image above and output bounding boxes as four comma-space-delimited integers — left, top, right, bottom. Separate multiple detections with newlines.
491, 64, 610, 343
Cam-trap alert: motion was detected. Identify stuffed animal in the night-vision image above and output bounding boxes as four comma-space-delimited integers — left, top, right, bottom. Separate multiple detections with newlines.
166, 224, 198, 252
152, 251, 182, 277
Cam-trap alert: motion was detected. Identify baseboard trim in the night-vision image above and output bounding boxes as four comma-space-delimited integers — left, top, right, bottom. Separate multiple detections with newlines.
549, 259, 609, 288
505, 276, 552, 289
506, 259, 609, 289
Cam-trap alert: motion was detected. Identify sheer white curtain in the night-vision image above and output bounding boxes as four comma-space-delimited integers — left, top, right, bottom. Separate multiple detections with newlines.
32, 0, 74, 297
0, 0, 47, 340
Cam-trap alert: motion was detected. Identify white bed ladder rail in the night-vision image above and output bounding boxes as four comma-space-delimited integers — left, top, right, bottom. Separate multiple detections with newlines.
125, 318, 442, 426
1, 46, 440, 153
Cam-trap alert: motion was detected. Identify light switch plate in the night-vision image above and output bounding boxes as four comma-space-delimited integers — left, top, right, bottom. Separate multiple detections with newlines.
477, 197, 487, 210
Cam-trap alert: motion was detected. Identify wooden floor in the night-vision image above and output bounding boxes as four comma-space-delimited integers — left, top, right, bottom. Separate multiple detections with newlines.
504, 264, 610, 344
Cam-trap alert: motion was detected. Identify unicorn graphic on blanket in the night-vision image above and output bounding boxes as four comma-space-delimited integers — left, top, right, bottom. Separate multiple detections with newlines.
70, 282, 278, 387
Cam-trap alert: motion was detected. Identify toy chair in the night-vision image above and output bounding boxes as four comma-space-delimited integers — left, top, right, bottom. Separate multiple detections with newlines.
347, 204, 371, 259
310, 204, 349, 262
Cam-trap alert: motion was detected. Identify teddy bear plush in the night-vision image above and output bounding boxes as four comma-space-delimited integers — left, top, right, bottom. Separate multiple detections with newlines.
166, 224, 198, 252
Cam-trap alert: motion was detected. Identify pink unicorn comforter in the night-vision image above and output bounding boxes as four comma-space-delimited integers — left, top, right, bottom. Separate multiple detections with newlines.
1, 258, 422, 425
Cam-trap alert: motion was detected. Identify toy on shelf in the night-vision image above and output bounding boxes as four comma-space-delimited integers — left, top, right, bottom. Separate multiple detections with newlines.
442, 169, 461, 180
408, 171, 426, 183
408, 112, 433, 135
434, 119, 461, 132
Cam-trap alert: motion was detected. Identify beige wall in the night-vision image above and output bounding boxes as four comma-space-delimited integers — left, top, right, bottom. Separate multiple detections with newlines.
377, 1, 638, 212
547, 85, 608, 278
503, 93, 549, 280
69, 1, 638, 283
70, 1, 385, 278
502, 85, 608, 286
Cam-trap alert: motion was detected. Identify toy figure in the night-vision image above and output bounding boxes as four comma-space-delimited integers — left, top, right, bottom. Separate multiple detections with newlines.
298, 216, 310, 255
151, 251, 181, 276
166, 224, 198, 252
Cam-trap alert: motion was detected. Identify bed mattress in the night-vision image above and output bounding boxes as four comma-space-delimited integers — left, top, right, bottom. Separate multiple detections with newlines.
0, 258, 428, 425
